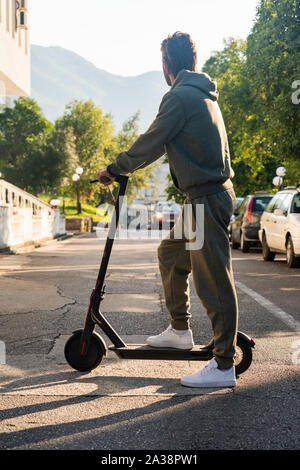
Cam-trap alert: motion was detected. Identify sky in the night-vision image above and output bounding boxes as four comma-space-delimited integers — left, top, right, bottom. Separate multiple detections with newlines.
29, 0, 260, 77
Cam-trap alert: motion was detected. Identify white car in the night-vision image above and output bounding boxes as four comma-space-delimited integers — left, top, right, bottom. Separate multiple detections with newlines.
259, 187, 300, 268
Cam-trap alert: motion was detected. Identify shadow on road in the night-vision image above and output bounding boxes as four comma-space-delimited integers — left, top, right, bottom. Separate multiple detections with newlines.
0, 366, 299, 450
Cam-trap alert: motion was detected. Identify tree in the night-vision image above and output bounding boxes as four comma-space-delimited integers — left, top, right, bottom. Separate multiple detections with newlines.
0, 97, 65, 195
56, 103, 158, 206
203, 38, 282, 196
55, 100, 115, 201
246, 0, 300, 184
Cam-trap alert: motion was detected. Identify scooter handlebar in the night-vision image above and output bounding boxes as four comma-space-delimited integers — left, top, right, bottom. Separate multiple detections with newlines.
90, 174, 129, 185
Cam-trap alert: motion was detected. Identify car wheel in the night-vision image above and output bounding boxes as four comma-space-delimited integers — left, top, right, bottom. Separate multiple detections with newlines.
262, 232, 275, 261
286, 237, 300, 268
240, 232, 250, 253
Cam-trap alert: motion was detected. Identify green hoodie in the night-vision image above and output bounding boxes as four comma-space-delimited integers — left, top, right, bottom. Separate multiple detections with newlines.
108, 69, 234, 198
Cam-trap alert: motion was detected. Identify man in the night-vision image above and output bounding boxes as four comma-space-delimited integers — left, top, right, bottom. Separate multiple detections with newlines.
97, 32, 238, 388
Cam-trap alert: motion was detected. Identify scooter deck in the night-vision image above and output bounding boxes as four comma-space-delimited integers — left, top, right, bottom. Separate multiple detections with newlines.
109, 344, 213, 361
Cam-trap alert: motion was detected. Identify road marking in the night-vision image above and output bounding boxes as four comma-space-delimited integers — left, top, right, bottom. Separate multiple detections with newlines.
235, 281, 300, 332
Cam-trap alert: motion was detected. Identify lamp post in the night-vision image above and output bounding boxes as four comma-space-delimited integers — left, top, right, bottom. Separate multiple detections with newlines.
50, 199, 60, 210
72, 167, 83, 215
273, 166, 286, 191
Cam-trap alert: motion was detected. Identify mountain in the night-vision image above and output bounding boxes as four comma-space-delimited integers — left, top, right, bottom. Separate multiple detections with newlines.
31, 45, 168, 132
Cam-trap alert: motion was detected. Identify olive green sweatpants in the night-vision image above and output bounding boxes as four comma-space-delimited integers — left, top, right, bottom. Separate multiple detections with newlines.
157, 189, 238, 369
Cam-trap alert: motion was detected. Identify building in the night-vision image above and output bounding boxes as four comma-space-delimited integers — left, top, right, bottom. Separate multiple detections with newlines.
0, 0, 30, 98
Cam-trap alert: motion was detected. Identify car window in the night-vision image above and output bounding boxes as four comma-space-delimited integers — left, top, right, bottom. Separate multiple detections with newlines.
265, 196, 278, 213
265, 194, 287, 213
235, 198, 244, 210
291, 194, 300, 214
272, 194, 287, 211
238, 196, 250, 214
280, 194, 293, 214
252, 196, 272, 212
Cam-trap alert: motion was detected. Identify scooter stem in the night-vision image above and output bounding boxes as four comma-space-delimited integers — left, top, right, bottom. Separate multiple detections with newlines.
93, 174, 129, 301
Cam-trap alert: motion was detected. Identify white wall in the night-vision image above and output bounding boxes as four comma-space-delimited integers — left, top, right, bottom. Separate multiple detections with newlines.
0, 206, 66, 250
0, 179, 66, 250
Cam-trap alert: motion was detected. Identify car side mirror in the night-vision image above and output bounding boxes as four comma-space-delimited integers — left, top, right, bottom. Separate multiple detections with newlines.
274, 208, 285, 217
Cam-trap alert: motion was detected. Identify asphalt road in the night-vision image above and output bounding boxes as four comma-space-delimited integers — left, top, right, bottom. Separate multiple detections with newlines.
0, 233, 299, 451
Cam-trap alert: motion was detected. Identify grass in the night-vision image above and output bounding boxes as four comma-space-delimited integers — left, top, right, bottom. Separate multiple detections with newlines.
38, 194, 112, 223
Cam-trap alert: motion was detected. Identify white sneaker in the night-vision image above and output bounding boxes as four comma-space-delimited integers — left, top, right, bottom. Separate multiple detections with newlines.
146, 325, 194, 350
181, 358, 236, 388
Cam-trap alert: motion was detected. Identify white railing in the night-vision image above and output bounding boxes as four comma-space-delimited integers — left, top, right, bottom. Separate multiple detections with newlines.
0, 179, 52, 212
0, 179, 66, 250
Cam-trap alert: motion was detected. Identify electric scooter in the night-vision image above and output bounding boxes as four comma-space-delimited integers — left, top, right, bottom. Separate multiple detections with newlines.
64, 174, 255, 375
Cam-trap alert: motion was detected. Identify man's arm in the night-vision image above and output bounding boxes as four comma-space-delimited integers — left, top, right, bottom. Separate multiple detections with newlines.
107, 91, 186, 176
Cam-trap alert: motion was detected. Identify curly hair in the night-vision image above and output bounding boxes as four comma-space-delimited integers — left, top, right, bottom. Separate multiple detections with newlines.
161, 31, 197, 78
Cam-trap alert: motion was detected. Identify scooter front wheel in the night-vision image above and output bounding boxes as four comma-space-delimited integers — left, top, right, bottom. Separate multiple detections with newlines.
234, 335, 253, 375
64, 330, 105, 372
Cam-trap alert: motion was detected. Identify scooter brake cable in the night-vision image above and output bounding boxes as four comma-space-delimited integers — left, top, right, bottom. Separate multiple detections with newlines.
107, 186, 116, 205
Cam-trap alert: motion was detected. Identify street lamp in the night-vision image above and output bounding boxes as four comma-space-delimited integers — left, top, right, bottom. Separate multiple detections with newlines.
273, 176, 283, 188
276, 167, 286, 178
273, 166, 286, 191
72, 168, 83, 215
72, 174, 80, 183
50, 199, 60, 210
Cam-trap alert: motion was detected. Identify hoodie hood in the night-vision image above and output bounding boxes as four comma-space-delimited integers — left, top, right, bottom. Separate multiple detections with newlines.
171, 69, 218, 101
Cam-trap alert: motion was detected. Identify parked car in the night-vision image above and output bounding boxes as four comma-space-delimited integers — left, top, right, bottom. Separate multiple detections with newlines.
231, 192, 273, 252
229, 197, 244, 242
152, 200, 181, 229
259, 187, 300, 268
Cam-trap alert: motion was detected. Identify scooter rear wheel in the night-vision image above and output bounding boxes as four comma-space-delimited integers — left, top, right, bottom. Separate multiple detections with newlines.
235, 336, 252, 375
64, 330, 104, 372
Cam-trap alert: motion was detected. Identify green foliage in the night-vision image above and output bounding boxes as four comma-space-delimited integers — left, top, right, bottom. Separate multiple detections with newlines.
0, 98, 54, 194
0, 97, 158, 207
246, 0, 300, 180
205, 0, 300, 195
55, 100, 115, 198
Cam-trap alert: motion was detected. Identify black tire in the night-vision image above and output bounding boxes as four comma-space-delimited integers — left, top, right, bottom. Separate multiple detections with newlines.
240, 232, 250, 253
234, 336, 253, 375
262, 232, 275, 261
64, 330, 104, 372
286, 236, 300, 268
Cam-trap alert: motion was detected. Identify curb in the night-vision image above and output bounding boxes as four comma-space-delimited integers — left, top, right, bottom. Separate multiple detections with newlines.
0, 233, 74, 255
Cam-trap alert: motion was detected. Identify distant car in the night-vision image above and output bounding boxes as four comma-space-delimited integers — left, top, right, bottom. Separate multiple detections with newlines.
229, 197, 244, 242
152, 200, 181, 229
259, 187, 300, 268
231, 192, 273, 252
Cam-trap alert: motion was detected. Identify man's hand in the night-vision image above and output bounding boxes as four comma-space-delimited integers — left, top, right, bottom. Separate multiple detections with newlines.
97, 169, 115, 186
